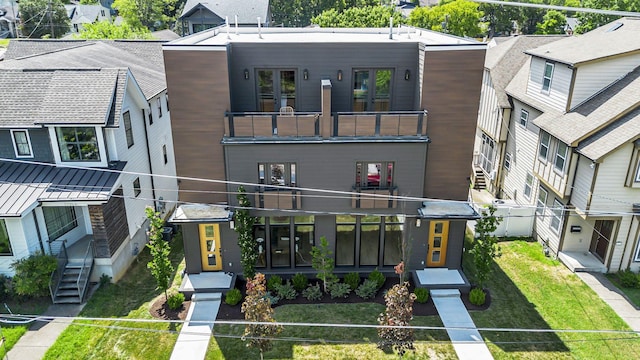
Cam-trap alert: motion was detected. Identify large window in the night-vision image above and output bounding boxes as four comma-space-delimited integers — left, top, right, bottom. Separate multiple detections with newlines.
554, 141, 568, 173
536, 187, 548, 215
359, 216, 381, 266
542, 62, 554, 93
56, 127, 100, 162
294, 216, 314, 266
124, 111, 134, 148
352, 69, 392, 111
539, 132, 550, 161
524, 173, 533, 199
383, 215, 404, 266
480, 133, 495, 173
257, 69, 296, 112
259, 163, 296, 186
336, 215, 357, 266
355, 162, 393, 189
0, 220, 13, 255
550, 199, 564, 232
11, 130, 33, 157
253, 216, 315, 268
270, 216, 291, 267
43, 207, 78, 241
519, 109, 529, 127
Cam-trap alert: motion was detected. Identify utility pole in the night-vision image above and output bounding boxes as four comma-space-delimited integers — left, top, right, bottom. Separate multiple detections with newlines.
48, 0, 55, 38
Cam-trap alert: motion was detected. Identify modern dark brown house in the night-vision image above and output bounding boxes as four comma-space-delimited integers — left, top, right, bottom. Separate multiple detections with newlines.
164, 25, 485, 288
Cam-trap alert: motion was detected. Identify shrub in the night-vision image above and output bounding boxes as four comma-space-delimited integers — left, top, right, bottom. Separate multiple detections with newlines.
225, 288, 243, 306
99, 273, 112, 287
167, 292, 185, 310
355, 279, 379, 300
414, 288, 429, 304
328, 282, 351, 299
617, 269, 639, 288
344, 272, 360, 291
266, 275, 283, 292
302, 283, 322, 301
11, 252, 57, 297
263, 291, 279, 306
368, 268, 386, 289
274, 281, 297, 300
469, 288, 486, 306
0, 274, 12, 300
291, 273, 308, 292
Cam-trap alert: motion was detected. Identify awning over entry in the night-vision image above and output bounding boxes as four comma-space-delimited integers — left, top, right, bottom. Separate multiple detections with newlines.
417, 200, 480, 220
169, 204, 233, 223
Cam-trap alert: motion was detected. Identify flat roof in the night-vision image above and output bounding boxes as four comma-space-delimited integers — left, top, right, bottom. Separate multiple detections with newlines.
418, 200, 480, 220
169, 204, 233, 223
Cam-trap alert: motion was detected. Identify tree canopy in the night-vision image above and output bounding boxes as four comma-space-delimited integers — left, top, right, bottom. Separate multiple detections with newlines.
408, 0, 486, 38
536, 10, 567, 34
312, 5, 404, 28
576, 0, 637, 33
271, 0, 380, 27
19, 0, 69, 38
112, 0, 179, 30
75, 21, 152, 39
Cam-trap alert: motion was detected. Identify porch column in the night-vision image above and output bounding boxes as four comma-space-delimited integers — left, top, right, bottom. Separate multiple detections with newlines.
321, 79, 332, 138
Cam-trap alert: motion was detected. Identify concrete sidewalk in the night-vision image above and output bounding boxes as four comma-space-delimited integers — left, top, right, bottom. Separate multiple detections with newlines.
170, 293, 221, 360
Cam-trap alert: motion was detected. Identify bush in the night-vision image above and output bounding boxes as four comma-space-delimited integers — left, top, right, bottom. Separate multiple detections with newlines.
617, 269, 639, 288
344, 272, 360, 291
11, 252, 57, 297
291, 273, 308, 292
414, 288, 429, 304
99, 273, 112, 287
0, 274, 12, 300
167, 292, 185, 310
267, 275, 283, 292
368, 268, 386, 289
225, 288, 242, 306
469, 288, 486, 306
263, 291, 279, 306
355, 279, 378, 300
274, 281, 297, 300
328, 282, 351, 299
302, 283, 322, 301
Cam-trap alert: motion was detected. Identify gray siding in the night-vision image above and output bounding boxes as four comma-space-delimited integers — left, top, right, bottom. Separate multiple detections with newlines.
0, 128, 54, 162
571, 155, 594, 211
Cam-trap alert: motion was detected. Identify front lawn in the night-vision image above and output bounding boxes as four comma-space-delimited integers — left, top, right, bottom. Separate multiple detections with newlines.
606, 273, 640, 308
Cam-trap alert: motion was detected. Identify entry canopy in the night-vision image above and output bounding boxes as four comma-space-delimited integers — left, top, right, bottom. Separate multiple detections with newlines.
169, 204, 233, 223
417, 200, 480, 220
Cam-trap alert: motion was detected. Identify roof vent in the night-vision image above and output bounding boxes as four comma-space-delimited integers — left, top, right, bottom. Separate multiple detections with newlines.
606, 22, 623, 32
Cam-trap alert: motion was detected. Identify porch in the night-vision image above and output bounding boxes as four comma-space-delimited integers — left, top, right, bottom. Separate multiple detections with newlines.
65, 235, 94, 264
50, 235, 95, 304
178, 272, 236, 300
558, 251, 607, 273
412, 268, 471, 293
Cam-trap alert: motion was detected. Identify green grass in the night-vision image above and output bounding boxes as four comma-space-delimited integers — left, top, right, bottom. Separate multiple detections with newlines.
606, 274, 640, 308
43, 236, 186, 360
0, 39, 8, 48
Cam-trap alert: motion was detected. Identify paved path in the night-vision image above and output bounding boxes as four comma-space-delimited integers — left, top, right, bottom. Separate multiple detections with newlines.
577, 272, 640, 332
170, 293, 221, 360
431, 289, 494, 360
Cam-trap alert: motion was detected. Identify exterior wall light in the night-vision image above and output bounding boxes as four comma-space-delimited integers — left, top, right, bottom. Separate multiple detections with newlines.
244, 69, 250, 80
405, 69, 410, 81
303, 69, 309, 80
337, 70, 343, 81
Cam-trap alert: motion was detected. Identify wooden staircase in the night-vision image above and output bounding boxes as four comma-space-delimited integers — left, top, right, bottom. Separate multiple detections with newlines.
472, 166, 486, 190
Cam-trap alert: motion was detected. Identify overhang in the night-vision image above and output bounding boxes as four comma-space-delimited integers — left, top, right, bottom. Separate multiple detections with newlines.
417, 200, 479, 220
169, 204, 233, 223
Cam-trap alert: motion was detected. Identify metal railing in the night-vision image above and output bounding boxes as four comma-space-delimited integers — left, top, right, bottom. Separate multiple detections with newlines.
333, 111, 427, 137
225, 112, 320, 138
77, 240, 94, 303
49, 240, 68, 302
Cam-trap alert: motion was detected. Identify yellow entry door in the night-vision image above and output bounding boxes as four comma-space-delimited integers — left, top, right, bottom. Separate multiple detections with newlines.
426, 221, 449, 267
199, 224, 222, 271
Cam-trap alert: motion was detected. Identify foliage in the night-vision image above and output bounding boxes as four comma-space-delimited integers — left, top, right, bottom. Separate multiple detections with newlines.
328, 282, 352, 299
312, 5, 404, 28
0, 274, 13, 300
469, 287, 486, 306
99, 274, 112, 287
19, 0, 69, 38
291, 273, 308, 292
368, 268, 386, 289
355, 279, 379, 300
408, 0, 486, 38
414, 288, 429, 304
480, 3, 518, 36
145, 207, 174, 301
266, 275, 283, 292
576, 0, 637, 34
271, 0, 379, 27
241, 273, 283, 358
75, 21, 152, 39
377, 282, 416, 356
344, 272, 360, 291
311, 236, 337, 293
536, 10, 567, 34
225, 288, 243, 306
263, 292, 279, 306
112, 0, 174, 30
302, 283, 323, 301
617, 269, 639, 289
274, 281, 297, 300
235, 186, 258, 279
11, 252, 57, 297
469, 205, 502, 289
166, 292, 184, 310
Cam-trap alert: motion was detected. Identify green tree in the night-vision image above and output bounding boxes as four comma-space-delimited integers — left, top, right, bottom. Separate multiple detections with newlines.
145, 207, 174, 301
310, 236, 337, 293
469, 205, 502, 290
113, 0, 177, 30
408, 0, 486, 38
377, 282, 416, 356
576, 0, 637, 33
312, 5, 404, 27
480, 3, 519, 36
536, 10, 567, 34
19, 0, 69, 38
11, 252, 57, 297
271, 0, 378, 27
235, 186, 258, 279
75, 21, 152, 39
241, 273, 283, 360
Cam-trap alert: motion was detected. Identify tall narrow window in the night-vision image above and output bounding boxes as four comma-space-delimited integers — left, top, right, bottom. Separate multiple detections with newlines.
383, 215, 404, 265
504, 152, 512, 171
554, 141, 568, 173
270, 216, 290, 267
56, 127, 100, 161
294, 216, 314, 267
336, 215, 356, 266
165, 94, 170, 112
550, 199, 564, 232
133, 178, 141, 197
43, 207, 78, 241
542, 62, 554, 92
524, 173, 533, 199
11, 130, 33, 157
359, 216, 381, 266
162, 144, 168, 164
536, 187, 548, 215
157, 98, 162, 118
147, 103, 153, 124
254, 217, 266, 268
539, 132, 550, 161
519, 109, 529, 127
0, 220, 13, 255
124, 111, 134, 148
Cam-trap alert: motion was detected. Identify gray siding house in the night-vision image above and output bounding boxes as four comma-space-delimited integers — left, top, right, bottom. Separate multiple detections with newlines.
179, 0, 270, 36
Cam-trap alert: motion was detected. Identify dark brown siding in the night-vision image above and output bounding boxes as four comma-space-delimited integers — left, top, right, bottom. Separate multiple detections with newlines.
421, 49, 485, 200
89, 188, 128, 258
163, 49, 230, 204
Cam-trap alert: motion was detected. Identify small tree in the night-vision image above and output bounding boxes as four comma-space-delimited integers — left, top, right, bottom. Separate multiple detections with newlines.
377, 281, 416, 356
11, 252, 57, 297
235, 186, 258, 279
469, 205, 502, 290
145, 207, 174, 300
310, 236, 337, 293
241, 273, 283, 360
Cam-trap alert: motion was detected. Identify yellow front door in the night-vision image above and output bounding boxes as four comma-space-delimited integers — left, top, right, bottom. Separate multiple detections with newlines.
199, 224, 222, 271
426, 221, 449, 267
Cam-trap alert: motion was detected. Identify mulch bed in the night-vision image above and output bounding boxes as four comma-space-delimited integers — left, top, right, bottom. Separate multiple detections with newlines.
216, 277, 490, 320
149, 297, 192, 321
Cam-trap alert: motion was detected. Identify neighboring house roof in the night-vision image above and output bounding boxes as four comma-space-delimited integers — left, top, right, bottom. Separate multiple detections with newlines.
152, 29, 180, 40
525, 17, 640, 66
3, 40, 89, 59
486, 35, 565, 108
577, 106, 640, 161
0, 160, 124, 217
180, 0, 269, 24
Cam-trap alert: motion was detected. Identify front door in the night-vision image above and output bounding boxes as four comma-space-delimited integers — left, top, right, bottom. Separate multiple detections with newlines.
352, 69, 392, 112
199, 224, 222, 271
427, 221, 449, 267
257, 69, 296, 112
590, 220, 614, 263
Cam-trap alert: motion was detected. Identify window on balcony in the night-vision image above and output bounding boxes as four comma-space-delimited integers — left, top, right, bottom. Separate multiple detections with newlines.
554, 141, 568, 173
519, 109, 529, 127
352, 69, 392, 112
536, 186, 548, 215
259, 163, 296, 186
356, 162, 393, 189
524, 173, 533, 199
43, 207, 78, 241
550, 199, 564, 232
56, 127, 100, 162
0, 220, 13, 255
539, 132, 550, 161
124, 111, 134, 148
480, 133, 495, 173
542, 62, 554, 93
257, 69, 296, 112
11, 130, 33, 158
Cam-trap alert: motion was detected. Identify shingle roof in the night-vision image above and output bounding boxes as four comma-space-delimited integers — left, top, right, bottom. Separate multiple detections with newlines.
577, 106, 640, 161
0, 160, 124, 217
525, 17, 640, 66
3, 39, 89, 60
180, 0, 269, 24
0, 68, 124, 128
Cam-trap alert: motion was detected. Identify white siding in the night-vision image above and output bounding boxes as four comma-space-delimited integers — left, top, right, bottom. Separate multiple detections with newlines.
562, 216, 593, 252
534, 187, 564, 254
477, 70, 502, 140
533, 136, 574, 196
0, 216, 40, 276
571, 155, 595, 211
526, 57, 572, 112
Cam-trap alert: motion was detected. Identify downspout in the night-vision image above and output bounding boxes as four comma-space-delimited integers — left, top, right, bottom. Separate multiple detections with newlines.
141, 106, 157, 212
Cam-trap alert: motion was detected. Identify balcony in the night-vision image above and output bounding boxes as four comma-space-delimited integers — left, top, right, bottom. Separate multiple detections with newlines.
351, 187, 398, 209
334, 111, 427, 137
225, 112, 320, 138
255, 186, 301, 210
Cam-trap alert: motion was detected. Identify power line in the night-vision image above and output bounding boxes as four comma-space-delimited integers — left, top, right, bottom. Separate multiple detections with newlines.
471, 0, 640, 17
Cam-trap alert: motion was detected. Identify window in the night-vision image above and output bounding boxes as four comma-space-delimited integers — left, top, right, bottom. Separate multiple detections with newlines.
294, 216, 314, 266
133, 178, 141, 197
554, 141, 568, 173
383, 215, 404, 266
56, 127, 100, 161
519, 109, 529, 127
11, 130, 33, 157
355, 162, 393, 189
524, 173, 533, 199
536, 187, 548, 215
635, 161, 640, 183
101, 9, 105, 16
352, 69, 392, 111
123, 111, 134, 148
336, 215, 356, 266
504, 152, 512, 171
258, 163, 296, 186
0, 220, 13, 255
550, 199, 564, 232
359, 216, 381, 266
542, 62, 554, 93
166, 94, 170, 112
539, 132, 550, 161
162, 144, 168, 164
147, 103, 153, 124
254, 217, 266, 268
257, 69, 296, 112
270, 216, 290, 267
480, 133, 495, 173
43, 207, 77, 241
157, 98, 162, 118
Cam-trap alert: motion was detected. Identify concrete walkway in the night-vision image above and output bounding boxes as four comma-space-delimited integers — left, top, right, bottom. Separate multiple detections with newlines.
169, 293, 221, 360
577, 272, 640, 332
431, 289, 494, 360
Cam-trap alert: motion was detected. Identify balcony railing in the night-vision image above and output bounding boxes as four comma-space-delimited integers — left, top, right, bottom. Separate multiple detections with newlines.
255, 186, 301, 210
334, 111, 427, 137
225, 112, 320, 138
352, 186, 398, 209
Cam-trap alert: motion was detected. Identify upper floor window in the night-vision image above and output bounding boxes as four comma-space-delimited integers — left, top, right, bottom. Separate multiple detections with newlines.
157, 98, 162, 118
165, 94, 170, 112
133, 178, 141, 197
524, 173, 533, 199
257, 69, 296, 112
536, 186, 548, 215
554, 141, 568, 173
147, 103, 153, 125
504, 152, 512, 171
550, 199, 564, 232
542, 62, 554, 93
519, 109, 529, 127
0, 220, 13, 255
163, 144, 168, 164
353, 69, 392, 112
123, 111, 134, 148
56, 127, 100, 162
11, 130, 33, 158
635, 161, 640, 183
539, 132, 550, 161
43, 206, 78, 241
259, 163, 296, 186
356, 162, 393, 189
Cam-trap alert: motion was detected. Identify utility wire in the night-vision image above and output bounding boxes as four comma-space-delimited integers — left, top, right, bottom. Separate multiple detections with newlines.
471, 0, 640, 17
